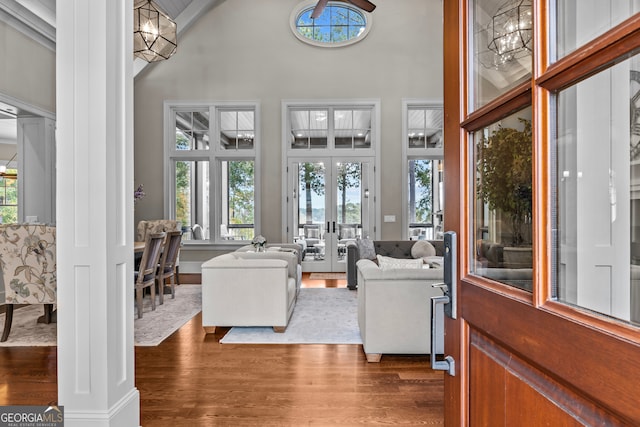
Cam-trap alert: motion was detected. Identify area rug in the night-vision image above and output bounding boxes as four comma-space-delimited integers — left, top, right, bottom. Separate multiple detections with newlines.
219, 288, 362, 344
309, 272, 346, 280
0, 284, 202, 347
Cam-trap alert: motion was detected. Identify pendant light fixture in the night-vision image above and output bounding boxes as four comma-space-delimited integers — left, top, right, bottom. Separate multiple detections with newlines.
133, 0, 177, 62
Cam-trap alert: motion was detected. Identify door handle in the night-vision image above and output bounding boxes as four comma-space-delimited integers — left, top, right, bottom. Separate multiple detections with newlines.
326, 222, 330, 233
430, 231, 457, 376
431, 294, 455, 376
332, 221, 336, 233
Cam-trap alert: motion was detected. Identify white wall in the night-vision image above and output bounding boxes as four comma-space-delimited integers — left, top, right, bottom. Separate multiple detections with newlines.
134, 0, 443, 263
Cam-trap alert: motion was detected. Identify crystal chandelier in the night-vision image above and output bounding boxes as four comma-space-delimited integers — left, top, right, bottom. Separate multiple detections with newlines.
487, 0, 532, 65
133, 0, 177, 62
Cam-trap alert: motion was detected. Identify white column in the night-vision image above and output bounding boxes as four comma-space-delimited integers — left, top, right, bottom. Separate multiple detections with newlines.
56, 1, 138, 426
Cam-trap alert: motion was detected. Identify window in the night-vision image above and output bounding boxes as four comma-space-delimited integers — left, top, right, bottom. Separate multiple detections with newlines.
0, 175, 17, 224
289, 106, 374, 151
165, 102, 260, 245
290, 0, 372, 48
403, 102, 444, 240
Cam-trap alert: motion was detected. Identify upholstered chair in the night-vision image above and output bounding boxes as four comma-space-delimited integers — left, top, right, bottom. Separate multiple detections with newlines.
0, 224, 56, 342
136, 219, 182, 285
156, 231, 182, 304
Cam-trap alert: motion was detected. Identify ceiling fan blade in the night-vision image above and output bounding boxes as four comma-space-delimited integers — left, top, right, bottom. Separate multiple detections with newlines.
311, 0, 329, 19
348, 0, 376, 13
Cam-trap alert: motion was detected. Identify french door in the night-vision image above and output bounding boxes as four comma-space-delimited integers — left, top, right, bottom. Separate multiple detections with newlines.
287, 157, 374, 272
442, 1, 640, 425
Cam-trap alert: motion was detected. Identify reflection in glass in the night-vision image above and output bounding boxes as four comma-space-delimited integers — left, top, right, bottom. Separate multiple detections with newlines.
471, 0, 532, 110
555, 54, 640, 325
175, 110, 209, 150
174, 160, 209, 241
556, 1, 639, 60
472, 108, 533, 291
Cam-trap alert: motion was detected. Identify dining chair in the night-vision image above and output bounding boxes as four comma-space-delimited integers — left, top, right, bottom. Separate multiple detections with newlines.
0, 224, 56, 342
134, 232, 165, 319
156, 231, 182, 305
136, 219, 182, 285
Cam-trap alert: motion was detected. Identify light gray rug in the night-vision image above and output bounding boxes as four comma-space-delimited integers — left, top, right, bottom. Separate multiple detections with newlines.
0, 284, 202, 347
220, 288, 362, 344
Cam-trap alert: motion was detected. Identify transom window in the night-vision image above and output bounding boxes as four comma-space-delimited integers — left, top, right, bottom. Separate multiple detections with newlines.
290, 1, 372, 48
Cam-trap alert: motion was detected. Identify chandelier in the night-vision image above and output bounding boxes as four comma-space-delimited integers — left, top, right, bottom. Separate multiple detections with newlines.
487, 0, 532, 65
133, 0, 177, 62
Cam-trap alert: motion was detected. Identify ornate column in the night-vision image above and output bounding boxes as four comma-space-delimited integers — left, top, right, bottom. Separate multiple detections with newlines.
56, 1, 138, 425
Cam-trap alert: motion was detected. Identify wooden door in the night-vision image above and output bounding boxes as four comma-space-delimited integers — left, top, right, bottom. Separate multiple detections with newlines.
442, 1, 640, 425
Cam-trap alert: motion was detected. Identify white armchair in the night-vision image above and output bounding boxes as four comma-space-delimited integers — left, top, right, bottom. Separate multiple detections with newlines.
356, 259, 445, 362
201, 250, 300, 333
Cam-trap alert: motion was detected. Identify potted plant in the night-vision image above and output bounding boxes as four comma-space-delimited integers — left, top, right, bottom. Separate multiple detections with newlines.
478, 118, 532, 267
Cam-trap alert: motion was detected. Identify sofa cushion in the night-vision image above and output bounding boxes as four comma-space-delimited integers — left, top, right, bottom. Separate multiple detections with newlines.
235, 251, 298, 280
357, 237, 377, 260
411, 240, 436, 259
376, 255, 423, 271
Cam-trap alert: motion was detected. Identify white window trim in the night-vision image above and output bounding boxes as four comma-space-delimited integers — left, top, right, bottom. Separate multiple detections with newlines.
163, 100, 261, 250
401, 99, 444, 240
289, 0, 373, 49
281, 99, 381, 243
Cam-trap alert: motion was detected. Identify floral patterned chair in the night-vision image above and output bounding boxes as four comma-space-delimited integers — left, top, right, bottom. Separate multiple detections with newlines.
136, 219, 182, 285
0, 224, 56, 342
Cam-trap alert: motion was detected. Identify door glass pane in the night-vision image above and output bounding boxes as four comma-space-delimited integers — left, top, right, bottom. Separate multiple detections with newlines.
174, 160, 209, 241
336, 162, 363, 260
472, 108, 533, 292
291, 110, 329, 149
470, 0, 532, 111
297, 162, 326, 260
221, 160, 254, 241
555, 54, 640, 325
408, 159, 444, 240
0, 176, 17, 224
175, 110, 209, 150
556, 1, 640, 60
219, 110, 254, 150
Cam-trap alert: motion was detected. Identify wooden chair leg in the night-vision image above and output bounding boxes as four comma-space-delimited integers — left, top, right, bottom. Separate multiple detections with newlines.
1, 305, 14, 342
150, 283, 156, 311
136, 288, 144, 319
170, 275, 176, 299
157, 278, 164, 305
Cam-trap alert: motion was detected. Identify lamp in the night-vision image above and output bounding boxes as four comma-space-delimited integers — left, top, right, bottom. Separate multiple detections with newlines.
133, 0, 177, 62
487, 0, 532, 65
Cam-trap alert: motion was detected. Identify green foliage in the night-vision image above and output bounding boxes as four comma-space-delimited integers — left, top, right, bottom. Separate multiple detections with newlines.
478, 118, 532, 246
228, 161, 254, 225
413, 160, 433, 222
0, 176, 17, 224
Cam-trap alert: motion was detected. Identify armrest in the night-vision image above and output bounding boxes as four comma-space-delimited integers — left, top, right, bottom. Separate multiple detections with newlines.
235, 251, 298, 279
346, 240, 360, 289
356, 259, 444, 281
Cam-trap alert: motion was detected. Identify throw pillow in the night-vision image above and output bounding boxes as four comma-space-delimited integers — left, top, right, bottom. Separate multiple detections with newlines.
411, 240, 436, 259
376, 255, 423, 271
356, 238, 376, 260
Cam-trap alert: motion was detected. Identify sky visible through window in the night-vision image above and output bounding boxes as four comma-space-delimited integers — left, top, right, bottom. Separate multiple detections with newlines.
296, 4, 366, 44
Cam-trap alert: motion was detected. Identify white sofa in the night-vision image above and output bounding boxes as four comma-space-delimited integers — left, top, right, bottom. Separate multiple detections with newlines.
201, 250, 300, 333
356, 259, 445, 362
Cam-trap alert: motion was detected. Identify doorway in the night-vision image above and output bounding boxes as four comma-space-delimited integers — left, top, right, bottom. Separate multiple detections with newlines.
287, 157, 374, 272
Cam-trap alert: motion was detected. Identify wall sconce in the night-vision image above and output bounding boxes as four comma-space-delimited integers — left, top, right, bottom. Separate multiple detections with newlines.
133, 0, 177, 62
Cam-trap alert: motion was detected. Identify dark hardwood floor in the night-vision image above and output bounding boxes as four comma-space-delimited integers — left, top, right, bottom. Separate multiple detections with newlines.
0, 274, 444, 426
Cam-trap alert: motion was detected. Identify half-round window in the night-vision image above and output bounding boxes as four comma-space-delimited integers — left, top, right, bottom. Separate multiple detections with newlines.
290, 1, 372, 48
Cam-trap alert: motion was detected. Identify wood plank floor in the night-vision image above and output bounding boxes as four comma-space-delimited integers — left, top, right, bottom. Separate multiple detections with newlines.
0, 274, 444, 426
